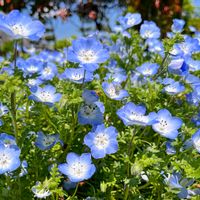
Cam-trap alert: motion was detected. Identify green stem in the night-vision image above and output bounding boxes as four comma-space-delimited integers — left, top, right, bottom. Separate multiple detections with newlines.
10, 40, 18, 142
123, 127, 137, 200
71, 183, 79, 199
153, 52, 170, 80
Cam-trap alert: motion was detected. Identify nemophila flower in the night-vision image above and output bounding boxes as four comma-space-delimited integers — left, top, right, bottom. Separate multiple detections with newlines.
35, 131, 61, 151
27, 78, 43, 90
19, 160, 28, 177
158, 77, 175, 85
173, 36, 200, 57
82, 89, 99, 103
118, 13, 142, 30
117, 102, 157, 126
130, 71, 147, 87
78, 102, 104, 126
185, 74, 200, 88
168, 57, 188, 76
189, 25, 196, 33
0, 144, 21, 174
84, 124, 118, 159
191, 129, 200, 153
140, 21, 160, 39
185, 57, 200, 72
102, 81, 129, 100
0, 103, 9, 117
59, 68, 93, 84
171, 19, 185, 33
0, 133, 17, 148
146, 39, 164, 55
164, 172, 182, 189
32, 182, 51, 199
186, 86, 200, 106
67, 37, 109, 72
192, 113, 200, 126
0, 10, 45, 41
105, 71, 127, 83
165, 141, 176, 155
163, 172, 200, 199
136, 62, 159, 76
18, 58, 44, 76
152, 109, 183, 139
163, 81, 185, 95
39, 62, 57, 81
58, 152, 96, 182
29, 85, 62, 106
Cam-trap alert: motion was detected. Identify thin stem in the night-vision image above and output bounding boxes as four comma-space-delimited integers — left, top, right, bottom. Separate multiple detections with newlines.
153, 52, 170, 80
81, 69, 86, 89
10, 40, 18, 142
71, 183, 79, 199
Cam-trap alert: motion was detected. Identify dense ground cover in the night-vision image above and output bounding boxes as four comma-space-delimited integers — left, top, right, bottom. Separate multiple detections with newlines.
0, 9, 200, 200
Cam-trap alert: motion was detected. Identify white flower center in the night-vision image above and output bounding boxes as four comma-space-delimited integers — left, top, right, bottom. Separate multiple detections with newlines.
94, 133, 109, 149
42, 136, 55, 146
43, 67, 52, 75
38, 91, 53, 102
157, 119, 169, 132
127, 18, 136, 26
0, 152, 11, 169
129, 112, 148, 123
71, 72, 83, 81
82, 104, 97, 116
28, 65, 39, 73
11, 24, 27, 36
78, 50, 97, 63
69, 161, 88, 178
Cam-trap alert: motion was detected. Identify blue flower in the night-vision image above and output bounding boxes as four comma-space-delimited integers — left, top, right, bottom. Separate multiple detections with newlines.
192, 113, 200, 126
117, 102, 157, 126
118, 13, 142, 30
186, 86, 200, 106
185, 57, 200, 72
0, 133, 17, 148
146, 39, 164, 55
67, 37, 109, 72
165, 141, 176, 155
171, 19, 185, 33
35, 131, 61, 151
18, 58, 44, 77
59, 68, 93, 84
164, 172, 182, 189
0, 10, 45, 41
0, 144, 21, 174
32, 182, 51, 199
102, 81, 129, 100
58, 152, 96, 182
104, 71, 127, 83
82, 89, 99, 104
163, 81, 185, 95
0, 103, 9, 117
191, 129, 200, 153
29, 85, 62, 106
39, 62, 58, 81
78, 102, 104, 126
84, 124, 118, 159
136, 62, 159, 76
152, 109, 183, 139
140, 21, 160, 39
168, 57, 189, 76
